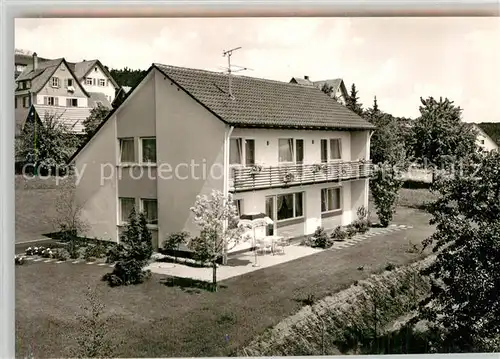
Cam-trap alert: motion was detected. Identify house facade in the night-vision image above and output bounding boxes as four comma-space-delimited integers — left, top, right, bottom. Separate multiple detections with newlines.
472, 123, 498, 152
290, 76, 349, 105
14, 53, 118, 136
69, 60, 119, 104
69, 64, 374, 250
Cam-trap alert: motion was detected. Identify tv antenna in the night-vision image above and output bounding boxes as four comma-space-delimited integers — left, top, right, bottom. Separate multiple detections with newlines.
222, 46, 251, 99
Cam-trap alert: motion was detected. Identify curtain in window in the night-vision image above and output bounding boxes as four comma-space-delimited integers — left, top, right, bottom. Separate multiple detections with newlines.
143, 199, 158, 224
277, 194, 294, 220
332, 188, 341, 209
142, 139, 156, 162
321, 139, 328, 163
120, 139, 134, 162
321, 189, 327, 212
295, 193, 303, 217
230, 138, 242, 164
245, 140, 255, 166
279, 139, 293, 162
330, 139, 341, 160
120, 198, 135, 222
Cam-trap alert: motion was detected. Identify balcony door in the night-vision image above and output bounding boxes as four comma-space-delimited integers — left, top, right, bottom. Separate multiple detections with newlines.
265, 196, 275, 236
296, 139, 304, 178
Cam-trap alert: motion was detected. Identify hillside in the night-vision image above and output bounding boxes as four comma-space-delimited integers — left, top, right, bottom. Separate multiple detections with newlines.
476, 122, 500, 146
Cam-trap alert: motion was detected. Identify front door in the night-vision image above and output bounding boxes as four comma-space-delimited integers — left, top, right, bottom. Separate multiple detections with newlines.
265, 196, 275, 236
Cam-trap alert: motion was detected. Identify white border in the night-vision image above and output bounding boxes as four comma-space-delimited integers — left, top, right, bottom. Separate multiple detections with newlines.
3, 1, 499, 359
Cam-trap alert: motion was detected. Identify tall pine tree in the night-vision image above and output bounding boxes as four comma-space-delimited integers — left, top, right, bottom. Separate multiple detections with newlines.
345, 83, 364, 116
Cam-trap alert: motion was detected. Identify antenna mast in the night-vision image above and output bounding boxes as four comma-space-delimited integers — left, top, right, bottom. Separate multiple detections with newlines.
222, 46, 242, 99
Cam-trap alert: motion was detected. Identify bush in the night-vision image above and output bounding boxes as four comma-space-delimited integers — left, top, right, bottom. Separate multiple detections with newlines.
53, 248, 70, 261
344, 224, 358, 238
163, 231, 189, 262
67, 239, 81, 259
103, 208, 153, 286
311, 226, 332, 249
15, 255, 25, 265
352, 219, 370, 234
331, 226, 348, 241
83, 241, 108, 261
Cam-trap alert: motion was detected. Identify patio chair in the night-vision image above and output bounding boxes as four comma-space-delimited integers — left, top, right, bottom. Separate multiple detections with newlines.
273, 238, 286, 255
257, 238, 273, 255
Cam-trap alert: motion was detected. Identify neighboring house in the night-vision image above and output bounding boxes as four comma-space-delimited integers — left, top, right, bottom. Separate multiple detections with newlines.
111, 86, 131, 109
68, 59, 119, 104
472, 123, 498, 152
68, 64, 375, 251
289, 76, 349, 105
14, 49, 49, 78
14, 53, 116, 137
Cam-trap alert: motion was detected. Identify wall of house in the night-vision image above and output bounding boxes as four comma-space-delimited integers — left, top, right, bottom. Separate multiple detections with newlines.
81, 64, 116, 103
476, 131, 498, 152
154, 70, 226, 244
116, 71, 157, 205
36, 62, 89, 107
74, 113, 118, 242
350, 130, 369, 161
230, 128, 362, 166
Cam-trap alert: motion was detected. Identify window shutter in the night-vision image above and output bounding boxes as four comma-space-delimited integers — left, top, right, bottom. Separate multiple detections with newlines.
64, 79, 68, 88
55, 97, 59, 106
66, 98, 70, 107
43, 97, 48, 105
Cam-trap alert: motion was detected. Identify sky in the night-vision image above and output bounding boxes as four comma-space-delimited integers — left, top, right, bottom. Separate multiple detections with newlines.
15, 17, 500, 122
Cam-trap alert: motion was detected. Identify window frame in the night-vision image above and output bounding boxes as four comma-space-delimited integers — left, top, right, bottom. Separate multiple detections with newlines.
98, 79, 106, 86
233, 199, 243, 217
66, 98, 78, 107
119, 197, 136, 225
67, 78, 73, 87
321, 138, 342, 162
51, 77, 60, 88
278, 138, 304, 164
276, 192, 305, 222
119, 137, 135, 164
139, 137, 157, 164
141, 198, 158, 226
85, 78, 93, 85
320, 186, 343, 217
44, 96, 56, 106
229, 137, 255, 167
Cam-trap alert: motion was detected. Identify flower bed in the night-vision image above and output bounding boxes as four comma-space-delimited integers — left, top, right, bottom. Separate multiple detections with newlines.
151, 253, 217, 268
24, 240, 116, 264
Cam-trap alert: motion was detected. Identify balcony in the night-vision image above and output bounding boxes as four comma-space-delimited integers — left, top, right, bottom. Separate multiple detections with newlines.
229, 160, 373, 192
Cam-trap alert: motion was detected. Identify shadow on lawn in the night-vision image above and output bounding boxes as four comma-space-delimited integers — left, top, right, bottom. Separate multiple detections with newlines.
160, 276, 228, 294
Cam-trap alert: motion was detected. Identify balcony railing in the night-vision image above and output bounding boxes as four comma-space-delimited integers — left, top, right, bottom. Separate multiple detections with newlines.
229, 160, 373, 192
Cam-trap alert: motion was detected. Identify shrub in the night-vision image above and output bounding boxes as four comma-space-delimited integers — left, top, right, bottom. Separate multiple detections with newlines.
15, 255, 25, 265
344, 224, 358, 238
53, 248, 69, 261
311, 226, 332, 249
370, 164, 404, 227
83, 241, 108, 261
331, 226, 348, 241
102, 208, 153, 287
385, 262, 396, 271
41, 248, 53, 258
163, 231, 189, 262
352, 219, 370, 234
67, 239, 80, 259
300, 236, 316, 247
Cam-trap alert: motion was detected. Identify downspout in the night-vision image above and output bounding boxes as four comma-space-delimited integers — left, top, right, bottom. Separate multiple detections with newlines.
365, 130, 375, 210
222, 125, 235, 265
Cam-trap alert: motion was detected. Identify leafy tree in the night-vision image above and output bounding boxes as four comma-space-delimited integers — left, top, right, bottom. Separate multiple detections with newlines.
163, 231, 190, 263
345, 83, 364, 116
17, 111, 80, 173
71, 285, 118, 358
370, 163, 404, 227
109, 67, 147, 88
83, 103, 110, 139
51, 181, 89, 241
417, 150, 500, 352
365, 96, 408, 227
188, 190, 247, 291
103, 208, 153, 287
408, 97, 478, 168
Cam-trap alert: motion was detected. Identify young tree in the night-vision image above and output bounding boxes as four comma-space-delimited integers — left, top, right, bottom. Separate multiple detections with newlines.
103, 208, 153, 287
17, 111, 80, 173
409, 96, 478, 168
370, 164, 404, 227
83, 103, 110, 139
188, 190, 247, 291
71, 285, 118, 358
418, 150, 500, 352
51, 181, 89, 241
345, 83, 364, 116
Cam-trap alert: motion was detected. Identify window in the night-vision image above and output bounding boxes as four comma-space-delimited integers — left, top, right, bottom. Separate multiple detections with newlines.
119, 197, 135, 224
22, 96, 31, 108
14, 97, 17, 109
44, 96, 57, 106
230, 138, 242, 165
66, 98, 78, 107
480, 139, 485, 145
98, 79, 106, 86
321, 138, 342, 162
279, 138, 294, 163
245, 139, 255, 166
25, 80, 31, 89
233, 199, 243, 217
229, 138, 255, 166
85, 78, 93, 85
51, 77, 60, 87
277, 192, 304, 221
321, 187, 342, 213
141, 199, 158, 225
119, 138, 135, 163
66, 79, 73, 87
141, 137, 157, 163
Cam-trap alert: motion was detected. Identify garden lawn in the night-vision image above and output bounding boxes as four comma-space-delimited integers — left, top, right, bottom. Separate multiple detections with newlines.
16, 207, 434, 358
396, 188, 438, 210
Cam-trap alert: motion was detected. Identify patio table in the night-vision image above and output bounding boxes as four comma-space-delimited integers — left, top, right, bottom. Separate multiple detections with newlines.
263, 235, 284, 254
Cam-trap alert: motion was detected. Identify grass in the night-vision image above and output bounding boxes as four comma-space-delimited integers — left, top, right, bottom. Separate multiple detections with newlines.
396, 188, 439, 210
16, 207, 434, 358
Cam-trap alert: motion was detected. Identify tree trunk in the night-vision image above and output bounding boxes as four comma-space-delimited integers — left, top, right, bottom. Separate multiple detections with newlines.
212, 261, 217, 292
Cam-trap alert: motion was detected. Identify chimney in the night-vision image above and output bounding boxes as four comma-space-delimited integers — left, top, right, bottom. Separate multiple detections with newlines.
33, 52, 38, 70
304, 75, 309, 81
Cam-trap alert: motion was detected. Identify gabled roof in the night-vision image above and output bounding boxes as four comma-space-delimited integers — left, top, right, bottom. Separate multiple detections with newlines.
15, 58, 90, 97
69, 64, 374, 164
289, 77, 314, 86
68, 59, 120, 89
313, 78, 343, 93
28, 104, 90, 133
88, 92, 112, 109
155, 64, 374, 130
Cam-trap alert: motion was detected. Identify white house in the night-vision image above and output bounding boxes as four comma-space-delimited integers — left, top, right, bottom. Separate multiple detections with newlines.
472, 123, 498, 152
68, 64, 375, 250
290, 76, 349, 105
